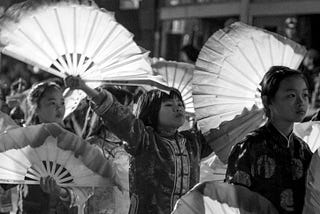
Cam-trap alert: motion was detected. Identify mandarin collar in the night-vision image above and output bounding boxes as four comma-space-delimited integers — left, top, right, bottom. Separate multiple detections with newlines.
265, 122, 293, 148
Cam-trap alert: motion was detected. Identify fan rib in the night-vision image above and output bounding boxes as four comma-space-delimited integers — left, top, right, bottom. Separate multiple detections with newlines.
177, 70, 189, 92
1, 152, 28, 170
44, 143, 51, 176
59, 176, 73, 183
18, 28, 66, 73
211, 33, 233, 53
25, 172, 40, 181
0, 166, 25, 177
90, 23, 117, 60
235, 44, 261, 84
55, 153, 73, 181
251, 37, 266, 80
180, 78, 192, 96
231, 28, 264, 81
54, 8, 73, 75
172, 63, 178, 88
18, 149, 43, 178
52, 144, 61, 178
165, 64, 169, 87
76, 10, 99, 76
32, 148, 49, 176
268, 36, 274, 65
73, 7, 77, 75
281, 40, 286, 65
95, 39, 133, 69
87, 54, 142, 79
33, 17, 70, 74
57, 168, 71, 181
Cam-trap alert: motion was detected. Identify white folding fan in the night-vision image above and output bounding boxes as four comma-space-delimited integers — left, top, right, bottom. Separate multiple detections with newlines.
151, 59, 195, 113
193, 22, 307, 162
0, 110, 19, 133
294, 121, 320, 153
0, 123, 118, 187
0, 0, 167, 116
172, 180, 279, 214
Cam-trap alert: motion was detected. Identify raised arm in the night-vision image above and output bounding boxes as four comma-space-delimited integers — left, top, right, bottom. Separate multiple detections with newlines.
65, 76, 155, 155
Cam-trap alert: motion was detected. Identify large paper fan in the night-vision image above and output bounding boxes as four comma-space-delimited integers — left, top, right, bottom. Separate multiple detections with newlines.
193, 22, 306, 162
294, 121, 320, 153
151, 59, 195, 113
172, 181, 278, 214
0, 123, 116, 187
194, 22, 306, 133
0, 0, 167, 117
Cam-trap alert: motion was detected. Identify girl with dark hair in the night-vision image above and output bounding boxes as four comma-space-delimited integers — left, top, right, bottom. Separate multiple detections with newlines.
64, 76, 213, 214
226, 66, 312, 214
19, 81, 79, 214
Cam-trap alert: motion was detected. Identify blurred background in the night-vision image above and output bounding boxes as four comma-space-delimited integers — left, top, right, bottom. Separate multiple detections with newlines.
1, 0, 320, 109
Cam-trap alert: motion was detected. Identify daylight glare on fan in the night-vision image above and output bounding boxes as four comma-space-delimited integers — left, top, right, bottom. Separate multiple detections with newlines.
172, 181, 279, 214
151, 59, 195, 113
0, 123, 116, 187
193, 22, 306, 162
0, 0, 167, 117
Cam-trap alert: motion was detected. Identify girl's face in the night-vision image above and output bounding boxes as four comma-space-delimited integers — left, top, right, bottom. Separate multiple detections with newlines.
268, 75, 309, 124
158, 97, 185, 130
36, 88, 65, 124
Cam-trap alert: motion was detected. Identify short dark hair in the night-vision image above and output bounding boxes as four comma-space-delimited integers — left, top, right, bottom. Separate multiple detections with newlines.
26, 81, 62, 125
135, 88, 184, 129
82, 86, 133, 139
260, 65, 309, 117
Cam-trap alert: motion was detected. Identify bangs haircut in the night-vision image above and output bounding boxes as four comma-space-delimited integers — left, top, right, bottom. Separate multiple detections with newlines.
135, 88, 184, 129
28, 81, 62, 108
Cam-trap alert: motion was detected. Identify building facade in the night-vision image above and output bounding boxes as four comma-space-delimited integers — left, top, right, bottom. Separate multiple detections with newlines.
158, 0, 320, 60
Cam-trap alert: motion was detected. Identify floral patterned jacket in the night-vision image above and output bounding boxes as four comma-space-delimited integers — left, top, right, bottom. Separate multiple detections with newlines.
226, 122, 312, 214
91, 90, 213, 214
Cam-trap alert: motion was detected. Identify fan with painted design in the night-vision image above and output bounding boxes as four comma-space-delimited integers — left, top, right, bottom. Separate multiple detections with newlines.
193, 22, 306, 163
151, 59, 195, 113
0, 123, 117, 187
0, 0, 167, 117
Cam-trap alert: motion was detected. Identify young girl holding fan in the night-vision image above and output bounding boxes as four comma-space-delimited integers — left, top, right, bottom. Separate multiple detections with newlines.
226, 66, 312, 214
65, 76, 214, 214
19, 81, 79, 214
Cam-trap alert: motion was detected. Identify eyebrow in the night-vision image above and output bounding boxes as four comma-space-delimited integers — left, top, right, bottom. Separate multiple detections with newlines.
284, 88, 309, 92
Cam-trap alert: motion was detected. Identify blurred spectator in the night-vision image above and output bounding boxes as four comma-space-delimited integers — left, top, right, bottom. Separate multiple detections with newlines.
179, 44, 199, 64
284, 17, 302, 44
300, 49, 320, 94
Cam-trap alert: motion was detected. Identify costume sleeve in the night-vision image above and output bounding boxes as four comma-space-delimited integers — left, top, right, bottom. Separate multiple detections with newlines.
61, 187, 93, 209
225, 140, 253, 188
90, 89, 155, 156
303, 149, 320, 214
